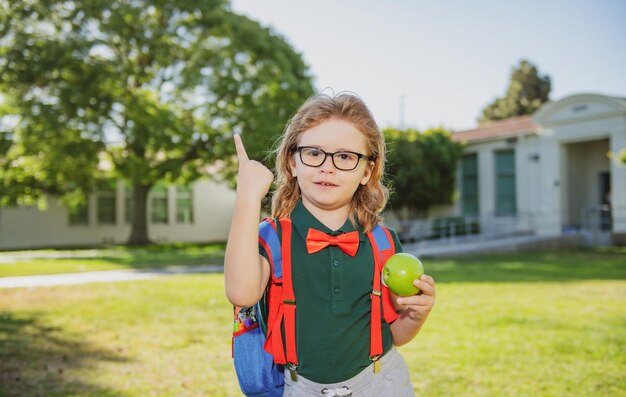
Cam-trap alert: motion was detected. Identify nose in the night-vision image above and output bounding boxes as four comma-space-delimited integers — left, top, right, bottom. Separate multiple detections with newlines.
319, 153, 336, 173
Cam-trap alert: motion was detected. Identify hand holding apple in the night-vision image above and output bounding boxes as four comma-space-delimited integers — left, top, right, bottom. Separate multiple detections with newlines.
382, 253, 425, 297
388, 272, 436, 346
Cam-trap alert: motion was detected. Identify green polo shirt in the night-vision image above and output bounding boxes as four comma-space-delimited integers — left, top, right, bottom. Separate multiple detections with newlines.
259, 201, 403, 383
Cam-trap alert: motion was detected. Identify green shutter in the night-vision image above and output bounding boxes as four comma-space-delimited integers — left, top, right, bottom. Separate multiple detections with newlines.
96, 180, 116, 225
176, 185, 194, 224
495, 150, 516, 216
461, 154, 479, 216
151, 184, 168, 224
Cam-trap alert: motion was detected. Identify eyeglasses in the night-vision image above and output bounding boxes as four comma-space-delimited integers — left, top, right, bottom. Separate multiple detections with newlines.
295, 146, 374, 171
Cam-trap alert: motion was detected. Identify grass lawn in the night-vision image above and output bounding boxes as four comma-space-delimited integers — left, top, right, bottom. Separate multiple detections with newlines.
0, 249, 624, 396
0, 243, 226, 277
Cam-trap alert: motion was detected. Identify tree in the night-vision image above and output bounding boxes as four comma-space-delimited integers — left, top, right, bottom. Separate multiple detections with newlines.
480, 59, 551, 122
0, 103, 17, 206
0, 0, 314, 244
385, 128, 464, 218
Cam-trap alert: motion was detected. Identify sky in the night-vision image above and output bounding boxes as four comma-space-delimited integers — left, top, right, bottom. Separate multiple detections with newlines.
229, 0, 626, 131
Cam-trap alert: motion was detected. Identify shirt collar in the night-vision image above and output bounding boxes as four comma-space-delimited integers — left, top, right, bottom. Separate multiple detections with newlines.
290, 200, 366, 241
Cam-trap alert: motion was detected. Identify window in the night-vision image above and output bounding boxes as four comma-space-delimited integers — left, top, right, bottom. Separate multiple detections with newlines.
151, 184, 168, 224
96, 180, 117, 225
69, 203, 89, 225
461, 154, 479, 216
495, 150, 516, 216
176, 185, 194, 224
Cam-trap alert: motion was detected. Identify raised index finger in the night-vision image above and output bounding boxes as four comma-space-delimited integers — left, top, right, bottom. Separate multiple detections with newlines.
233, 133, 249, 162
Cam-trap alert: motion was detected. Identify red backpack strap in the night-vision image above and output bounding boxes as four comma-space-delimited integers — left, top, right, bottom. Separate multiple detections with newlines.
262, 218, 299, 378
279, 219, 299, 379
258, 219, 287, 365
367, 225, 399, 372
367, 230, 384, 371
379, 227, 399, 324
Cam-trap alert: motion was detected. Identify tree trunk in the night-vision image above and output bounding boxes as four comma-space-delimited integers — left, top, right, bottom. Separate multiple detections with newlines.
127, 183, 152, 245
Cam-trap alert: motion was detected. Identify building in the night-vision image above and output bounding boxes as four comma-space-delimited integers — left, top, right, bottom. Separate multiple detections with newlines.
2, 92, 625, 251
393, 93, 626, 250
0, 179, 236, 250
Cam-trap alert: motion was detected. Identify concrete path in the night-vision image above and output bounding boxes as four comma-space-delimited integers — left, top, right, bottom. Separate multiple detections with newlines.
0, 264, 223, 289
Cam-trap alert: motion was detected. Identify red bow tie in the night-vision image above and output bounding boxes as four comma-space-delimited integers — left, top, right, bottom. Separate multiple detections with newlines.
305, 228, 360, 257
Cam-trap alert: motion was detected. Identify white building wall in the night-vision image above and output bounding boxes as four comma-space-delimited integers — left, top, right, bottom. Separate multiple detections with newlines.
457, 139, 530, 235
532, 132, 579, 236
0, 198, 126, 249
0, 179, 236, 250
609, 116, 626, 233
522, 135, 544, 232
149, 180, 236, 243
536, 94, 626, 235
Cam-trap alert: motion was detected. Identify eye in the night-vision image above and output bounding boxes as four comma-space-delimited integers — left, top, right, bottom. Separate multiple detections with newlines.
305, 148, 323, 157
337, 152, 356, 161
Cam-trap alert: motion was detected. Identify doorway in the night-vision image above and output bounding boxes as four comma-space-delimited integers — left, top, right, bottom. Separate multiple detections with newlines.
599, 172, 612, 231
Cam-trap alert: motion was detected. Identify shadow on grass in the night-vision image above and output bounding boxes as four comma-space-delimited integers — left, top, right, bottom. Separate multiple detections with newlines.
100, 242, 226, 267
0, 312, 130, 397
424, 249, 626, 283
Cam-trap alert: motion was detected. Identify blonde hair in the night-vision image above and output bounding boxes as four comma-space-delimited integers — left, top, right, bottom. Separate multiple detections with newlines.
271, 92, 389, 232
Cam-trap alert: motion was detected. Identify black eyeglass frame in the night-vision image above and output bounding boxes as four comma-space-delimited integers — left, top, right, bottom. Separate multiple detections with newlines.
295, 146, 375, 171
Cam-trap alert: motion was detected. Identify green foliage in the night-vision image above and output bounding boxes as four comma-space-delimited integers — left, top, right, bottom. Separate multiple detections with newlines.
0, 0, 314, 242
0, 99, 17, 205
385, 127, 464, 214
480, 59, 551, 122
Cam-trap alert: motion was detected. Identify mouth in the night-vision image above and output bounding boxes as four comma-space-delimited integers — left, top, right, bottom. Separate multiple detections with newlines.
314, 181, 338, 187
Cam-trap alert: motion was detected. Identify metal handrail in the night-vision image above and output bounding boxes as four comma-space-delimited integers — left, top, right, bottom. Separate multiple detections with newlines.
396, 205, 626, 245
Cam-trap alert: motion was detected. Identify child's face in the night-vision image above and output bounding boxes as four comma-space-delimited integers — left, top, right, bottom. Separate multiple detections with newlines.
289, 118, 373, 215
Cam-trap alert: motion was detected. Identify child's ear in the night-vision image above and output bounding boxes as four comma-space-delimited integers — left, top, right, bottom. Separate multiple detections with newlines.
289, 155, 297, 177
360, 161, 374, 185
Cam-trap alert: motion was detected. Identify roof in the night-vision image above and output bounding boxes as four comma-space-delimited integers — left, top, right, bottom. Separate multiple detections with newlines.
452, 115, 538, 143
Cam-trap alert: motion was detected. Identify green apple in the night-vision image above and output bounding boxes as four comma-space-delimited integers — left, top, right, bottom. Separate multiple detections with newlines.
383, 253, 424, 297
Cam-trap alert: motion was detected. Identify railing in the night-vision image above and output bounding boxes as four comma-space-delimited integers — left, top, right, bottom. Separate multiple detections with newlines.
580, 204, 613, 231
396, 212, 535, 245
577, 205, 626, 246
396, 205, 626, 246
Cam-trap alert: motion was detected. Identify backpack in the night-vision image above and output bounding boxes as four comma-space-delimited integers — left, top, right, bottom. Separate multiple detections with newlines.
232, 218, 398, 397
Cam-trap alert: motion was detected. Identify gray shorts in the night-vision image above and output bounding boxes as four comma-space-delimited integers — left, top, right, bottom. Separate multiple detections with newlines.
283, 347, 415, 397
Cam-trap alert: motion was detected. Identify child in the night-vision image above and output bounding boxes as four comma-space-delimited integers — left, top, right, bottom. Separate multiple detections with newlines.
225, 93, 436, 396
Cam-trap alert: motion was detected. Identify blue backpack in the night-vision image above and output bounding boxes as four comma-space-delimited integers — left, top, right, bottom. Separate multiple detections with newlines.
232, 219, 285, 397
232, 218, 397, 397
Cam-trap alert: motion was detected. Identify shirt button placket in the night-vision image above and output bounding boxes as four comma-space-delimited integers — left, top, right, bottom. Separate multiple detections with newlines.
330, 249, 345, 311
332, 254, 340, 293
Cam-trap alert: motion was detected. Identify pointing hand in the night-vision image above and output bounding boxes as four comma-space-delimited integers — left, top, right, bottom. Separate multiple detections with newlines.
234, 134, 274, 201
